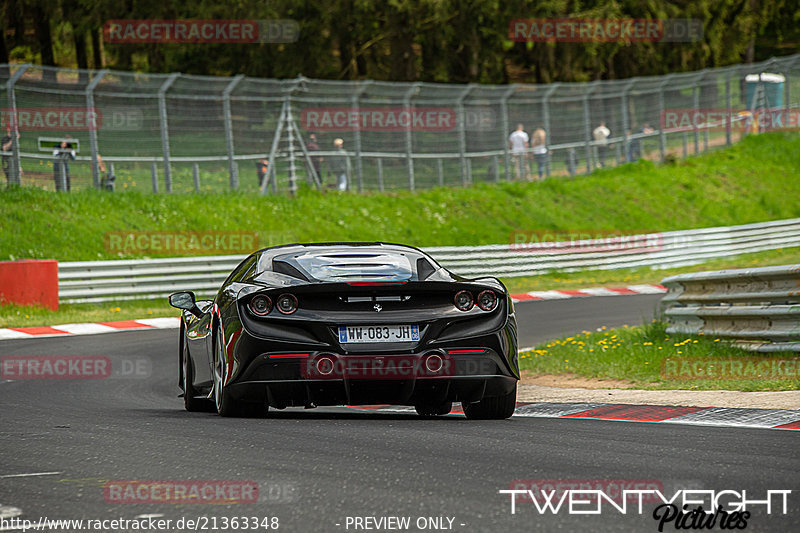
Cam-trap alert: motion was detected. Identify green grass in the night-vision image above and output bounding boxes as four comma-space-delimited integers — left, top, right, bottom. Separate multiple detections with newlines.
2, 132, 800, 262
519, 322, 800, 391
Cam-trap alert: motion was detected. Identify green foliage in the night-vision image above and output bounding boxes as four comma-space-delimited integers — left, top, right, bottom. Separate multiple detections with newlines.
1, 0, 798, 82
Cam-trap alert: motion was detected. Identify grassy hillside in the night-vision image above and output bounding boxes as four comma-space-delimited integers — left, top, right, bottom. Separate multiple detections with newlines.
1, 133, 799, 262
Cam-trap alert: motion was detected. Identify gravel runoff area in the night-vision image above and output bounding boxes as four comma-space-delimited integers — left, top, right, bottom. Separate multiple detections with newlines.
518, 377, 800, 410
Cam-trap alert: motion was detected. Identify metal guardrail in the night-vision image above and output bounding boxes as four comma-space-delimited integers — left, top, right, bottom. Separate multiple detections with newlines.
57, 218, 800, 305
661, 264, 800, 352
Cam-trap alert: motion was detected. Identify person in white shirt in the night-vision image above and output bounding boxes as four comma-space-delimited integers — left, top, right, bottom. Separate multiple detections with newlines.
593, 121, 611, 168
508, 123, 529, 180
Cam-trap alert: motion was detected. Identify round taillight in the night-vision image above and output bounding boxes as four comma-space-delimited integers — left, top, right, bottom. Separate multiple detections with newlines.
276, 293, 298, 314
477, 290, 498, 311
249, 294, 272, 316
454, 290, 474, 311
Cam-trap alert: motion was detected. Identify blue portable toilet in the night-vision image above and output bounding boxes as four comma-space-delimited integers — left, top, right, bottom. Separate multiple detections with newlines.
744, 73, 785, 109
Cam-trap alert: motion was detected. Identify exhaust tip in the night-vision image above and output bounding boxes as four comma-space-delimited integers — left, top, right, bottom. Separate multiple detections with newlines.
424, 353, 444, 373
316, 356, 336, 376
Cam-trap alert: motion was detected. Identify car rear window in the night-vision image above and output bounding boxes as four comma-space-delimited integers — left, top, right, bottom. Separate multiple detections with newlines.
293, 251, 413, 282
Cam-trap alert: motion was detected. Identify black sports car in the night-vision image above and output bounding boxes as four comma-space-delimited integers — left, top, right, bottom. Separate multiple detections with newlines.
169, 242, 519, 419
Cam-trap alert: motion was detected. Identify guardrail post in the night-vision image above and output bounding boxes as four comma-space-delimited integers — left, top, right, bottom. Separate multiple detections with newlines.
692, 73, 703, 154
151, 161, 158, 193
700, 70, 710, 151
85, 69, 107, 189
785, 56, 799, 112
222, 74, 245, 191
437, 158, 443, 186
456, 85, 475, 187
376, 158, 384, 192
5, 64, 30, 186
619, 78, 637, 164
56, 161, 68, 192
192, 163, 200, 192
499, 85, 516, 181
158, 73, 179, 193
725, 68, 733, 146
582, 82, 599, 173
403, 83, 421, 191
352, 81, 370, 192
657, 75, 672, 161
262, 97, 288, 195
542, 83, 560, 177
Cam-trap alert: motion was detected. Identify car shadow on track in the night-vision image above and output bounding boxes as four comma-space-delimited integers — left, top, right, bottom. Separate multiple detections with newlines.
132, 407, 474, 421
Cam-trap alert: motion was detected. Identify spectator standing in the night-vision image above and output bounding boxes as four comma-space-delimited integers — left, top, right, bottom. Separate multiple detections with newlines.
328, 138, 350, 191
53, 139, 76, 192
628, 123, 653, 162
531, 128, 549, 180
255, 158, 269, 189
306, 133, 323, 183
1, 128, 15, 186
507, 123, 529, 180
98, 154, 115, 191
592, 121, 611, 168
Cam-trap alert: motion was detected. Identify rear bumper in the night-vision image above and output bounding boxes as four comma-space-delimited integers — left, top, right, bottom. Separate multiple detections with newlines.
227, 349, 517, 408
227, 375, 518, 408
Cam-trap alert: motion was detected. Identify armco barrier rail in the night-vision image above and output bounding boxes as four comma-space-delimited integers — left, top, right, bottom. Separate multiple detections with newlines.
57, 218, 800, 304
661, 264, 800, 352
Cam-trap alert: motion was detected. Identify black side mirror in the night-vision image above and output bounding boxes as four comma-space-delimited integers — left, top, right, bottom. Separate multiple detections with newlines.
169, 291, 203, 318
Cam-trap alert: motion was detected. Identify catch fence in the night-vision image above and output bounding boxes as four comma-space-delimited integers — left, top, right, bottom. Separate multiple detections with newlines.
1, 54, 799, 195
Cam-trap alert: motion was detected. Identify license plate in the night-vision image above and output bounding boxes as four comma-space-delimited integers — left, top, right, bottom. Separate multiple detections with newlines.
338, 325, 420, 343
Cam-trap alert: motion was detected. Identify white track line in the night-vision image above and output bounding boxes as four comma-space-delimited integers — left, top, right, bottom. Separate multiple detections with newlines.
0, 472, 62, 479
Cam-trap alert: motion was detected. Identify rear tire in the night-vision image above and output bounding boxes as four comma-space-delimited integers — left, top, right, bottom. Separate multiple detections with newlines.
213, 327, 267, 418
415, 401, 453, 417
182, 334, 214, 412
462, 383, 517, 420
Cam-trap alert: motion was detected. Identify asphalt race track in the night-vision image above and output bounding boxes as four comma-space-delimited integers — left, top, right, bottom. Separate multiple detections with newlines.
1, 294, 798, 532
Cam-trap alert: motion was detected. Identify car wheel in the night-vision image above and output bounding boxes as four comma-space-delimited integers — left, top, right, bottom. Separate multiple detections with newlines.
462, 383, 517, 420
415, 401, 453, 417
182, 334, 214, 412
212, 328, 266, 418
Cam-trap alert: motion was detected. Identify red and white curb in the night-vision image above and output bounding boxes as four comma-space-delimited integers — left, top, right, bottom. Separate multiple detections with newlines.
351, 403, 800, 431
511, 284, 666, 302
0, 285, 666, 341
0, 317, 180, 340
